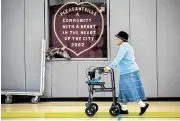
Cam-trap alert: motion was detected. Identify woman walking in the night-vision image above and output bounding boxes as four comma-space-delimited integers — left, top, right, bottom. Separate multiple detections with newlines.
104, 31, 149, 115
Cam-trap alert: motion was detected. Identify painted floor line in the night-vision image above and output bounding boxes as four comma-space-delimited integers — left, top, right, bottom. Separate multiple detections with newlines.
2, 112, 180, 118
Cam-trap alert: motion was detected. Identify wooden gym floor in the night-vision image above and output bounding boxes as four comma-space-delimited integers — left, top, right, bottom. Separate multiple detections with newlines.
1, 101, 180, 121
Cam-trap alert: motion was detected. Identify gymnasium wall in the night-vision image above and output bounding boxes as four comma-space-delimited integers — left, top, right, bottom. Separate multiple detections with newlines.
2, 0, 180, 98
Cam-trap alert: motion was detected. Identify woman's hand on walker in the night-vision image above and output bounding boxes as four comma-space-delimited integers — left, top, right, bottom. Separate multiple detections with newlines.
104, 66, 111, 72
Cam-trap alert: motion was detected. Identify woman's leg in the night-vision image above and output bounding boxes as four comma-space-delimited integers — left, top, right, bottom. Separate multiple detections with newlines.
137, 100, 146, 107
137, 100, 149, 115
119, 102, 128, 111
118, 102, 128, 114
119, 71, 149, 115
117, 82, 129, 114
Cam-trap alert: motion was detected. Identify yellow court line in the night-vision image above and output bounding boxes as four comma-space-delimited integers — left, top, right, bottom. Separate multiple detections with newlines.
2, 112, 180, 118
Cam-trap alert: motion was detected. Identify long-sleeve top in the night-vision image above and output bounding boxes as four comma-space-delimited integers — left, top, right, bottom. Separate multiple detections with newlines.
109, 42, 139, 75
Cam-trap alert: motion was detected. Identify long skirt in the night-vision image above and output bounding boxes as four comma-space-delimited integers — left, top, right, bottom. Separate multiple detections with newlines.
117, 71, 146, 104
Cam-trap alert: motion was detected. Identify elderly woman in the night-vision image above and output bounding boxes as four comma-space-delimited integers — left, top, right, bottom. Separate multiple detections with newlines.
104, 31, 149, 115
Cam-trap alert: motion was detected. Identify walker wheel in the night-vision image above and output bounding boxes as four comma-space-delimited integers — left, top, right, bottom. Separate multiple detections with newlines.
85, 106, 96, 117
5, 95, 13, 104
90, 103, 98, 112
111, 102, 121, 110
31, 96, 40, 104
109, 105, 120, 117
114, 102, 121, 110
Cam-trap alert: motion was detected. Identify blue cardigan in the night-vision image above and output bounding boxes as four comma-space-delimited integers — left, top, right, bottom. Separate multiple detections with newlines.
109, 42, 139, 75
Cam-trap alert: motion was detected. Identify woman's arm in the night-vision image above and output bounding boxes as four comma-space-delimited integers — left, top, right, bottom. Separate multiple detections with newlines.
109, 46, 128, 68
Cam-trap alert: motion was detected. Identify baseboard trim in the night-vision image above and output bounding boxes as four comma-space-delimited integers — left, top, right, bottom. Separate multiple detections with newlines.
1, 95, 180, 103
